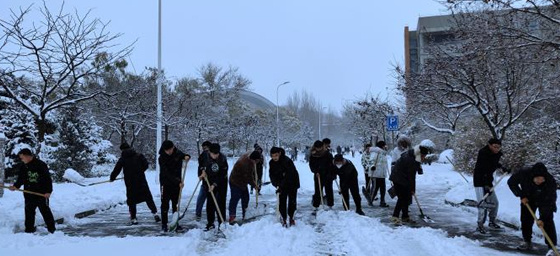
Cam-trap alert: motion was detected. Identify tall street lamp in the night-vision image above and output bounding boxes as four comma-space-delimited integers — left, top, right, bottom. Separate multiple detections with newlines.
156, 0, 163, 173
276, 81, 290, 147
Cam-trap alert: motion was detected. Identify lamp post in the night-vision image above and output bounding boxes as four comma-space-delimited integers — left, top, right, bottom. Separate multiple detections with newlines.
318, 106, 326, 139
276, 81, 290, 147
155, 0, 163, 173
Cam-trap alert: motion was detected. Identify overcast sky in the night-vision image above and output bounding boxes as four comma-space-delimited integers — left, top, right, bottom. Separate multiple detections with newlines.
2, 0, 448, 113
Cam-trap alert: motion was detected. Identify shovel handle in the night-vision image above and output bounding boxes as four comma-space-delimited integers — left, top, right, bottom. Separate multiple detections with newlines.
523, 203, 560, 255
0, 184, 47, 197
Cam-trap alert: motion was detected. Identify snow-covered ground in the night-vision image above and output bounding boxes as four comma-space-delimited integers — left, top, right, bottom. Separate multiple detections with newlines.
0, 152, 551, 255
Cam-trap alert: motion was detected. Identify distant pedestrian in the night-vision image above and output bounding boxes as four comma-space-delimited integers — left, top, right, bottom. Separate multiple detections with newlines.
111, 142, 160, 225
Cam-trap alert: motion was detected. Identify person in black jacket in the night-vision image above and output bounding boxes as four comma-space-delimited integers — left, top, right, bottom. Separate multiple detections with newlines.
508, 162, 557, 252
199, 143, 229, 231
269, 147, 300, 227
333, 154, 365, 215
389, 145, 428, 224
9, 148, 56, 233
111, 143, 160, 225
195, 140, 211, 221
251, 144, 264, 195
309, 140, 335, 208
158, 140, 191, 232
473, 138, 510, 233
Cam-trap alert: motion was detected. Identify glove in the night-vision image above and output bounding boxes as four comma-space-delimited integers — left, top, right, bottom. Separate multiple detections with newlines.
276, 187, 282, 194
502, 167, 511, 174
370, 166, 376, 171
483, 186, 492, 194
418, 168, 424, 175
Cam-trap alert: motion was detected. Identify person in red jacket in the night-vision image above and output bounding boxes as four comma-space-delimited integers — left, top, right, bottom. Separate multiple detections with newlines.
9, 148, 56, 233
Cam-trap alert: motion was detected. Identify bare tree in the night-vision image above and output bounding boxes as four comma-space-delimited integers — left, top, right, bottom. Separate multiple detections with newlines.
0, 3, 131, 154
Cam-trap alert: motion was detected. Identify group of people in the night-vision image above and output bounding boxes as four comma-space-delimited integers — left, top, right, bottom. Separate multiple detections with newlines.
5, 136, 558, 255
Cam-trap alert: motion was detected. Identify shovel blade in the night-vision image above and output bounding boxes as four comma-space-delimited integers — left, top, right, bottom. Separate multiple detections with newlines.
169, 212, 180, 231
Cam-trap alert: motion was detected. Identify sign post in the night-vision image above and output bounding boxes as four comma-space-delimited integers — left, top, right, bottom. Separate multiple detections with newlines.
0, 133, 5, 198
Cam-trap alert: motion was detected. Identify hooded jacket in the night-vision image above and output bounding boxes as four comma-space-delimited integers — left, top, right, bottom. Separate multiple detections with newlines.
389, 146, 423, 192
229, 153, 258, 190
158, 147, 188, 187
111, 148, 152, 204
366, 147, 389, 178
14, 157, 52, 199
508, 164, 557, 208
269, 153, 300, 191
309, 147, 334, 180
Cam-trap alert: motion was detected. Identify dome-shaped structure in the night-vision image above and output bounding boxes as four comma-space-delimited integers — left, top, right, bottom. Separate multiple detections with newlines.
238, 89, 276, 111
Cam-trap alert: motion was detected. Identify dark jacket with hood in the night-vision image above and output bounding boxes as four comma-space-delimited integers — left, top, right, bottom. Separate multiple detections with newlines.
269, 153, 300, 192
508, 164, 557, 209
389, 146, 423, 192
309, 147, 334, 180
111, 148, 152, 204
229, 153, 257, 190
14, 157, 52, 200
334, 159, 358, 187
158, 147, 188, 187
200, 152, 228, 189
473, 145, 503, 187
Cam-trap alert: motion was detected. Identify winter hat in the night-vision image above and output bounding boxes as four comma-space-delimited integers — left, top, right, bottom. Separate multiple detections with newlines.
209, 143, 221, 154
322, 138, 331, 145
254, 143, 260, 149
375, 141, 386, 149
120, 142, 131, 150
161, 140, 174, 151
532, 162, 548, 178
250, 150, 261, 160
313, 140, 324, 149
334, 154, 344, 162
488, 138, 502, 145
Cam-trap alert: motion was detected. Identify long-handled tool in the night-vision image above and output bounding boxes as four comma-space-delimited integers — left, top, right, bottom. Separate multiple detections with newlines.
204, 175, 226, 234
476, 173, 507, 208
87, 178, 124, 186
317, 173, 325, 209
63, 168, 124, 186
0, 184, 46, 197
169, 160, 188, 232
524, 202, 560, 256
275, 188, 282, 223
178, 179, 201, 220
446, 156, 469, 184
413, 193, 433, 222
334, 178, 349, 211
253, 163, 260, 208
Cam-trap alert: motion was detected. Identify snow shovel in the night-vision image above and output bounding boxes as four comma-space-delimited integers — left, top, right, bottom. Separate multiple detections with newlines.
0, 184, 46, 197
334, 178, 349, 211
178, 179, 201, 221
204, 175, 227, 238
253, 163, 260, 208
523, 202, 560, 256
275, 187, 282, 223
445, 156, 469, 184
413, 194, 433, 222
169, 160, 188, 232
476, 173, 507, 208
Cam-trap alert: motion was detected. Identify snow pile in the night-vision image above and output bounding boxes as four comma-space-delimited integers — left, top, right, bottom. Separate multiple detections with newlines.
438, 149, 454, 163
420, 139, 436, 150
62, 168, 85, 184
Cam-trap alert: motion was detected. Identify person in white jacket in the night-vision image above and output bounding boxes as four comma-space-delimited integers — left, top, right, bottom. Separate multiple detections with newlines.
367, 141, 390, 207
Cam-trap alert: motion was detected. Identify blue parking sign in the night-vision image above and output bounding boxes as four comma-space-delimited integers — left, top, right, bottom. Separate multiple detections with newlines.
386, 115, 399, 131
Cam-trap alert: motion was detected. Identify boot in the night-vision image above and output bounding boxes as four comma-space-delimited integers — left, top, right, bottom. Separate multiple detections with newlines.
154, 214, 161, 223
516, 241, 532, 251
130, 218, 138, 225
390, 216, 401, 225
289, 218, 296, 227
282, 219, 288, 228
229, 216, 236, 225
488, 221, 502, 229
355, 209, 365, 216
379, 201, 389, 207
161, 224, 168, 232
205, 223, 215, 231
476, 223, 487, 234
